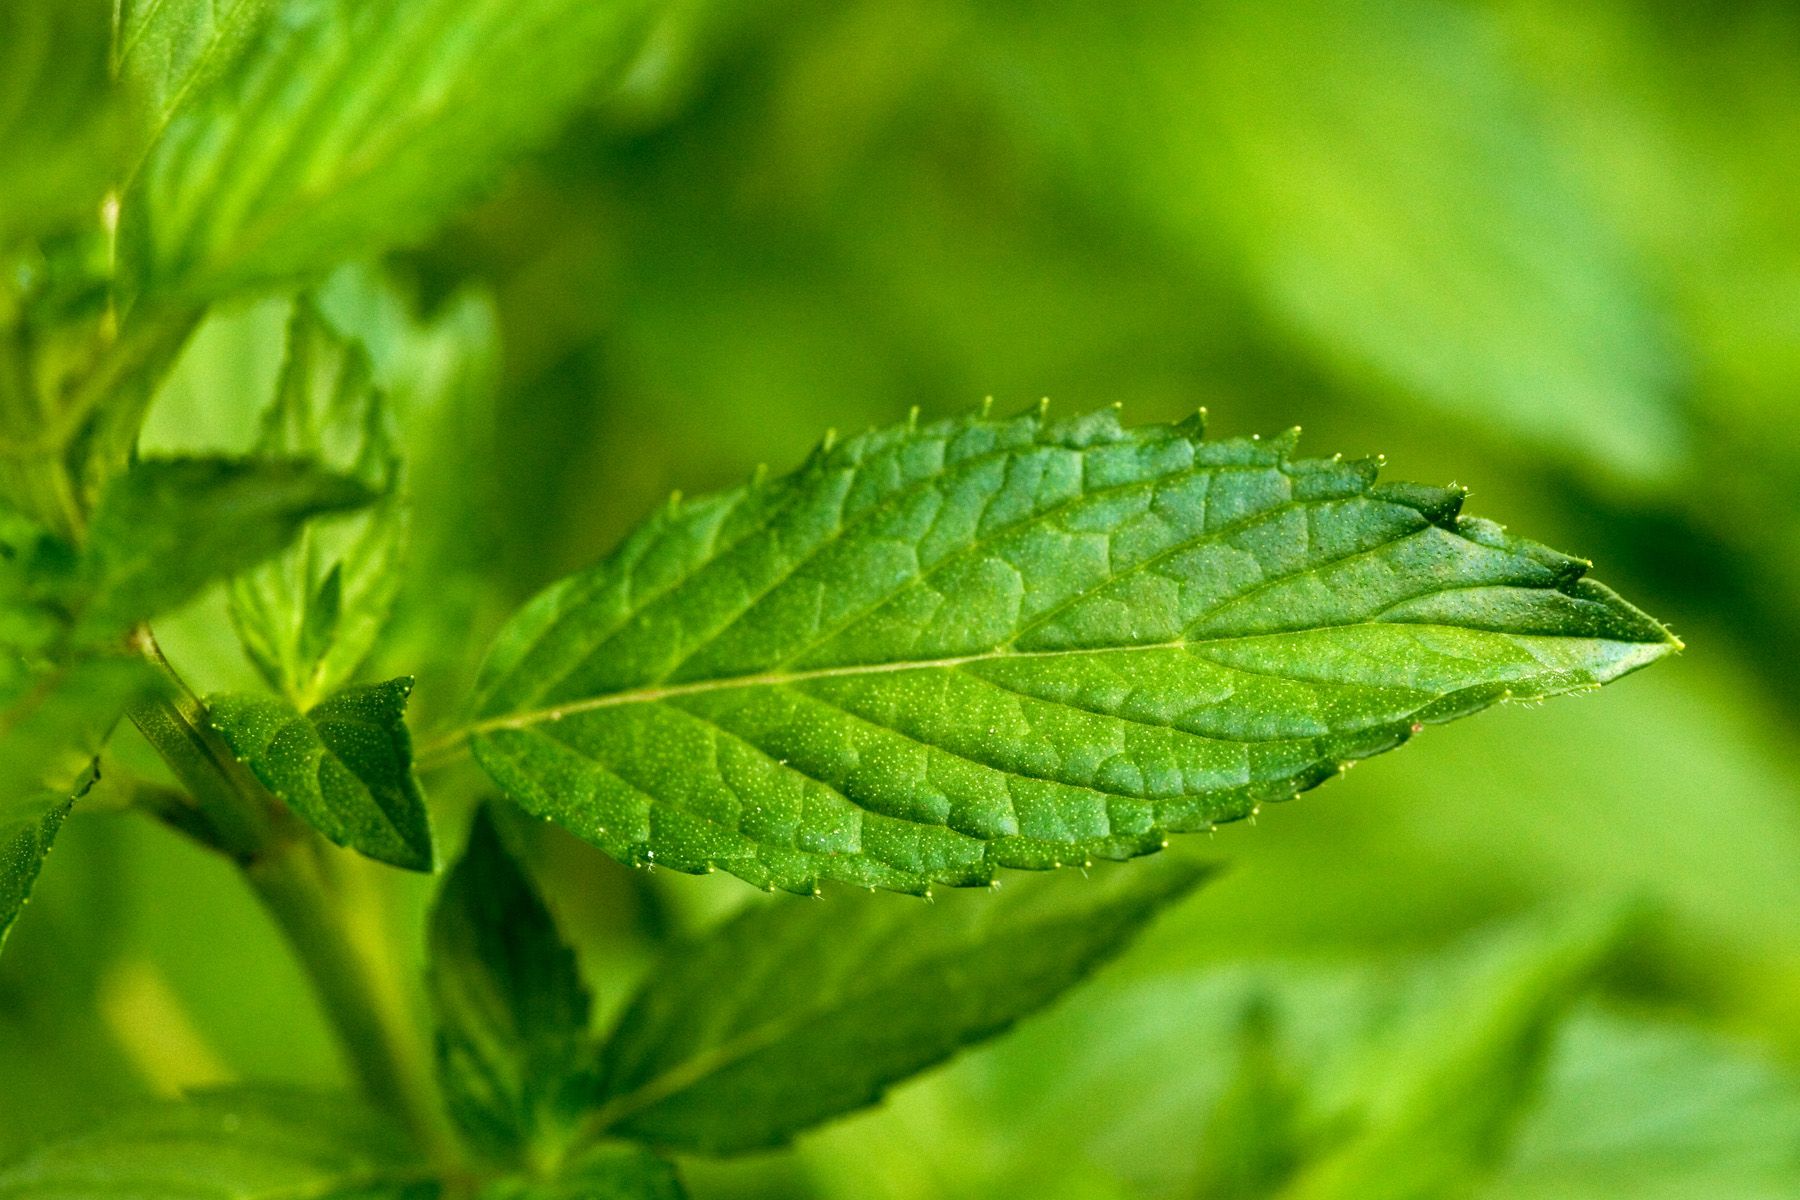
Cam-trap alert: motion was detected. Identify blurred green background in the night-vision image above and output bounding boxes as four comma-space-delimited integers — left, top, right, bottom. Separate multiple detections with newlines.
6, 0, 1800, 1194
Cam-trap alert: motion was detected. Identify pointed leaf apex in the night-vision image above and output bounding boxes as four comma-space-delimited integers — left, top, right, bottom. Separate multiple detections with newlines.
470, 410, 1678, 897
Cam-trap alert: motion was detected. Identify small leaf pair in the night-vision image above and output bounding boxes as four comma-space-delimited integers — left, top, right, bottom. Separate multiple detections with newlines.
424, 805, 1212, 1185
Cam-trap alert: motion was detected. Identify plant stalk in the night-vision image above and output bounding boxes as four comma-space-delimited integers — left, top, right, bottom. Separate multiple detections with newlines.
243, 838, 444, 1154
127, 631, 447, 1158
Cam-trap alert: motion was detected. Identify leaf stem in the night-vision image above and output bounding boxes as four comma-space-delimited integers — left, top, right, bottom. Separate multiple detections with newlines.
126, 630, 275, 861
126, 630, 450, 1160
243, 836, 446, 1155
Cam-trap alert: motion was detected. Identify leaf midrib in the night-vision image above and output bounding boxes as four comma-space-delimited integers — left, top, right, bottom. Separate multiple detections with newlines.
466, 620, 1630, 743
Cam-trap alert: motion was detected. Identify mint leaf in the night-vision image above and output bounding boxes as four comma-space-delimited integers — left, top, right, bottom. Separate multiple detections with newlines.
230, 300, 406, 706
0, 1086, 432, 1198
429, 806, 593, 1161
0, 658, 157, 956
208, 679, 432, 871
80, 456, 375, 638
479, 1145, 685, 1200
592, 855, 1210, 1154
466, 408, 1677, 895
120, 0, 654, 301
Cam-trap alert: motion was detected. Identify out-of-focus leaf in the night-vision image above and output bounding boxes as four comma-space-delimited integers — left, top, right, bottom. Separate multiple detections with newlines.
0, 0, 115, 245
229, 301, 405, 706
792, 910, 1634, 1200
0, 658, 157, 956
479, 1144, 685, 1200
973, 0, 1686, 488
313, 270, 502, 721
428, 807, 593, 1161
1190, 997, 1307, 1199
0, 1086, 435, 1198
115, 0, 277, 159
593, 857, 1212, 1154
121, 0, 656, 301
137, 297, 292, 459
1276, 906, 1628, 1200
80, 456, 374, 638
1477, 1012, 1800, 1200
468, 408, 1674, 895
0, 507, 82, 658
1498, 1, 1800, 441
208, 679, 432, 871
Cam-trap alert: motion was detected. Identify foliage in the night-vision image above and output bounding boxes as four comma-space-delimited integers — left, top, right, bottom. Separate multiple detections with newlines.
0, 0, 1784, 1197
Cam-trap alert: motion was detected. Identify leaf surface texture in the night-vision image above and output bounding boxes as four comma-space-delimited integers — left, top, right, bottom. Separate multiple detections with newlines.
470, 409, 1676, 894
209, 678, 432, 870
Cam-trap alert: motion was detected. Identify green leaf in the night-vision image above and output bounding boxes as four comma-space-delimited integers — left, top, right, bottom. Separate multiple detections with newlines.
0, 1086, 435, 1198
229, 300, 407, 706
1276, 905, 1629, 1200
977, 0, 1685, 488
208, 678, 433, 871
591, 855, 1211, 1154
0, 805, 69, 960
0, 507, 83, 658
465, 407, 1677, 896
79, 455, 375, 638
479, 1145, 685, 1200
120, 0, 654, 301
0, 0, 116, 245
0, 657, 157, 956
1479, 1011, 1800, 1199
115, 0, 277, 158
313, 267, 503, 710
428, 806, 593, 1160
803, 907, 1656, 1199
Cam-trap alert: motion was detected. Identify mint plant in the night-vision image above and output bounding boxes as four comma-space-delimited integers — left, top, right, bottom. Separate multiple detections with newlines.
0, 1, 1681, 1196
